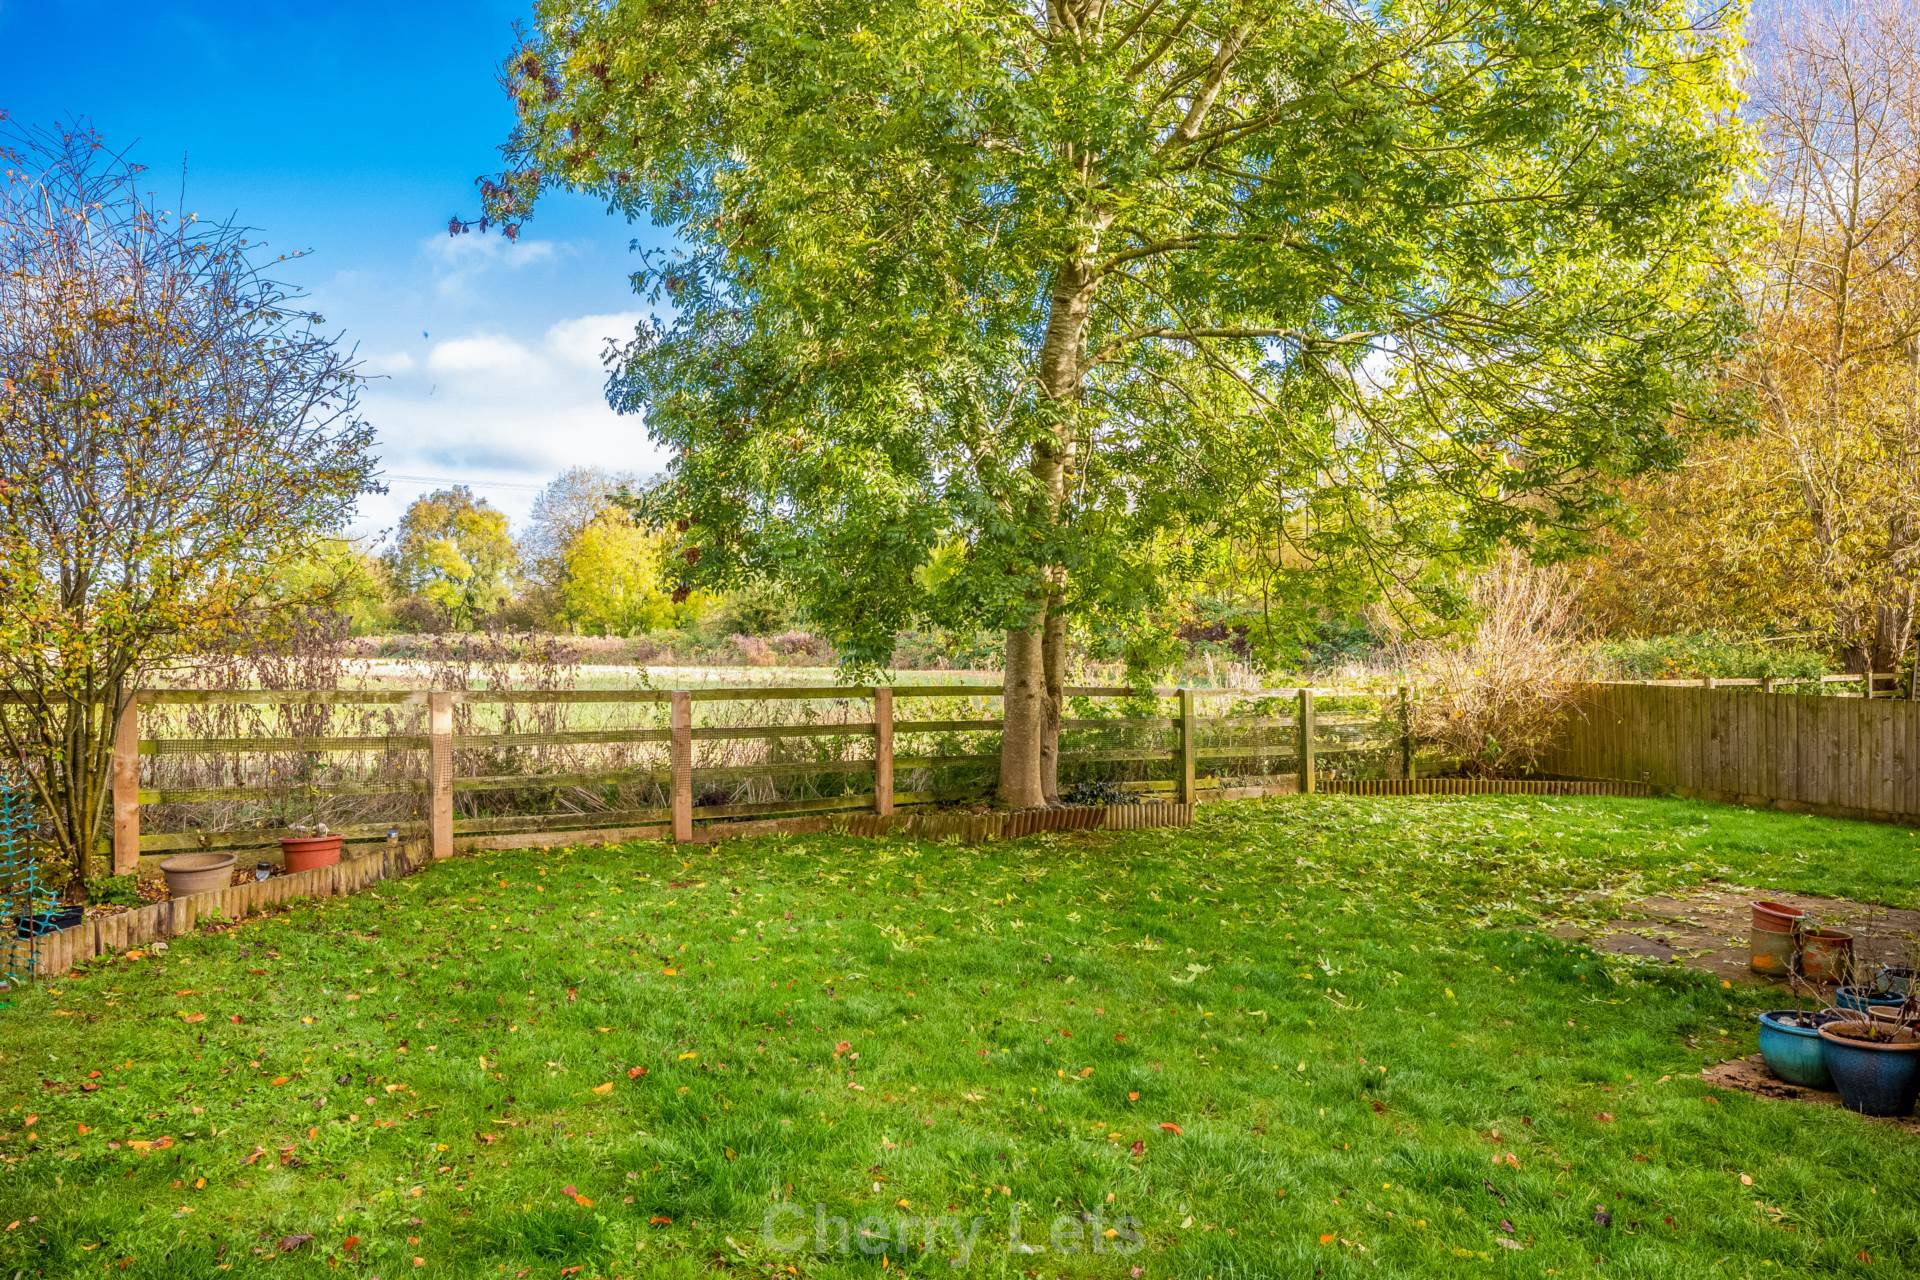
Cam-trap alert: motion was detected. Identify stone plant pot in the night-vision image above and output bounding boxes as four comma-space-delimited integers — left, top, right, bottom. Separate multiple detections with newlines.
280, 834, 343, 874
1749, 925, 1797, 977
159, 852, 236, 898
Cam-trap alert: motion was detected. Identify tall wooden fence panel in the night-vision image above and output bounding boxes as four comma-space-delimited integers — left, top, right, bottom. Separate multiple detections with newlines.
1540, 683, 1919, 824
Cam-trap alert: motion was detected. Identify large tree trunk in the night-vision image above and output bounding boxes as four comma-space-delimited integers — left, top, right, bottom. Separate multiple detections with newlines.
1040, 602, 1066, 805
999, 624, 1049, 808
996, 260, 1096, 807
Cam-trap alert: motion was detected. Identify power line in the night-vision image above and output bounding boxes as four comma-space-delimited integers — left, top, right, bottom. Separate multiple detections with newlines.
377, 472, 548, 493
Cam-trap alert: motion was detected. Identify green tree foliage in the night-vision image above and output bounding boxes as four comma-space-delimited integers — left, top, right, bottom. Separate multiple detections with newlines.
559, 512, 689, 635
269, 538, 392, 635
385, 487, 519, 630
0, 119, 376, 895
482, 0, 1751, 805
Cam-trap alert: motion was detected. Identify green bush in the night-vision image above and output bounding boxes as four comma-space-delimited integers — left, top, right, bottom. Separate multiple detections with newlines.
1594, 632, 1831, 681
86, 874, 144, 907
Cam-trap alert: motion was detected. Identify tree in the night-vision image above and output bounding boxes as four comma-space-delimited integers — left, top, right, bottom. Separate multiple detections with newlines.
0, 118, 377, 896
523, 466, 638, 579
1735, 0, 1920, 672
385, 487, 518, 630
518, 466, 638, 627
559, 511, 687, 635
478, 0, 1749, 806
1575, 436, 1828, 641
269, 537, 393, 635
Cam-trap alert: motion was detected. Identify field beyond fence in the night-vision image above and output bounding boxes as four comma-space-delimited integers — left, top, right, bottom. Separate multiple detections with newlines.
115, 682, 1436, 871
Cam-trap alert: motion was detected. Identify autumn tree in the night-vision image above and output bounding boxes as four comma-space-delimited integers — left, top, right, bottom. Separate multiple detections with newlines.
518, 465, 638, 624
384, 486, 518, 630
269, 537, 393, 635
1738, 0, 1920, 672
0, 118, 377, 896
478, 0, 1749, 806
559, 511, 687, 635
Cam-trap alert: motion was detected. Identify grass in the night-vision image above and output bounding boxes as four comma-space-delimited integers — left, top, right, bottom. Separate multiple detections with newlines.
3, 794, 1919, 1278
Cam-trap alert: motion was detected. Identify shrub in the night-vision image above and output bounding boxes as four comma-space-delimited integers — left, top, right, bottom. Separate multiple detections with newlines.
1396, 553, 1588, 777
1593, 632, 1831, 681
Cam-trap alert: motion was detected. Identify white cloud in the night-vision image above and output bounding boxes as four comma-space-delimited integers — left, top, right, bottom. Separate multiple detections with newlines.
421, 231, 565, 302
543, 311, 646, 371
360, 351, 416, 377
347, 311, 668, 539
426, 333, 541, 379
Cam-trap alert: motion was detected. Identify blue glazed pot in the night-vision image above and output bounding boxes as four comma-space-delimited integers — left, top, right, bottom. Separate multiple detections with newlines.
1836, 985, 1906, 1017
1757, 1010, 1837, 1088
1819, 1023, 1920, 1117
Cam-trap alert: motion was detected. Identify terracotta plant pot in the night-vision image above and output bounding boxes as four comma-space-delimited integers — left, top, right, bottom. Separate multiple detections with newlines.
160, 852, 236, 897
280, 834, 343, 873
1818, 1022, 1920, 1117
1750, 899, 1805, 933
1798, 928, 1854, 984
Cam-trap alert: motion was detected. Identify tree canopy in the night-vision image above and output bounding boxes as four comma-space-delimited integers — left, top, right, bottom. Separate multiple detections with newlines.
385, 486, 519, 630
484, 0, 1752, 804
0, 118, 377, 891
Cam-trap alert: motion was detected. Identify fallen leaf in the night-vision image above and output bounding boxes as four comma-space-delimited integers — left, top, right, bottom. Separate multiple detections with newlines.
1739, 1173, 1753, 1186
178, 1012, 205, 1024
591, 1082, 614, 1096
627, 1066, 648, 1079
342, 1236, 360, 1254
277, 1234, 314, 1253
1159, 1122, 1183, 1136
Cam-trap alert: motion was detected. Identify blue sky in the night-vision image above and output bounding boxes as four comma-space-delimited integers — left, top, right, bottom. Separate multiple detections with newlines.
2, 0, 674, 536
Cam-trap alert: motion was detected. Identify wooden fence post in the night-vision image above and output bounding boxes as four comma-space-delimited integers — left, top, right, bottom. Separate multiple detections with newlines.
873, 687, 895, 816
111, 694, 141, 875
1297, 688, 1316, 794
1863, 670, 1875, 700
1177, 687, 1197, 804
671, 690, 693, 842
1398, 684, 1414, 781
428, 692, 454, 860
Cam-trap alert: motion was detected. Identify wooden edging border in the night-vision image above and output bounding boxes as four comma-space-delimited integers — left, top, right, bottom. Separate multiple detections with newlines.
29, 841, 430, 977
1318, 778, 1653, 798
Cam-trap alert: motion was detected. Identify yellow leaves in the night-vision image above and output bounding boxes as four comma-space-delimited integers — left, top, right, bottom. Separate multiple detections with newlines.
677, 1051, 698, 1061
591, 1082, 614, 1096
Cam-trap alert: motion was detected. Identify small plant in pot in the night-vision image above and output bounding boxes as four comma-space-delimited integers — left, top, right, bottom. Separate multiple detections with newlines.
280, 821, 342, 874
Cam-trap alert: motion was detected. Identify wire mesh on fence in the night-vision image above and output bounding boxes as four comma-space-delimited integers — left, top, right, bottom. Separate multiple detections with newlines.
1, 773, 39, 992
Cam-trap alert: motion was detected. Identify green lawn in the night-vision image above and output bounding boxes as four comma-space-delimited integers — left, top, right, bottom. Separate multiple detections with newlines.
4, 795, 1918, 1278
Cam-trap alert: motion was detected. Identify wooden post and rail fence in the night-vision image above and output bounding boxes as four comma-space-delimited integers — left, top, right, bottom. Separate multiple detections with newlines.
105, 683, 1429, 874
